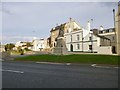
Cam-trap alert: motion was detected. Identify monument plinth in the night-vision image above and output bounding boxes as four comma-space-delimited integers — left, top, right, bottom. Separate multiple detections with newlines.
52, 28, 68, 55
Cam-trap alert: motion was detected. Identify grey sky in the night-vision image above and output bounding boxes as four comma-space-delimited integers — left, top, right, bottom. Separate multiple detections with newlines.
1, 2, 118, 44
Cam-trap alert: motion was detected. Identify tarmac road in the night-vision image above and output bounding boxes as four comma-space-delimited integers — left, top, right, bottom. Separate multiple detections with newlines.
2, 61, 118, 88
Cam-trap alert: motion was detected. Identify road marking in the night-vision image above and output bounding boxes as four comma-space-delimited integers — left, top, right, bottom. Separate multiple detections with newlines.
91, 64, 96, 67
91, 64, 119, 69
36, 62, 65, 65
0, 69, 24, 73
66, 63, 71, 65
36, 62, 71, 66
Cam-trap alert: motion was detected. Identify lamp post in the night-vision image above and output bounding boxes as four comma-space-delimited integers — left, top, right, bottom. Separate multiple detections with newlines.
113, 9, 116, 54
113, 9, 115, 31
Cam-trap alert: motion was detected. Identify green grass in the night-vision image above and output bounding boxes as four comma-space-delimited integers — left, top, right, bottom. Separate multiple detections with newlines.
14, 54, 119, 65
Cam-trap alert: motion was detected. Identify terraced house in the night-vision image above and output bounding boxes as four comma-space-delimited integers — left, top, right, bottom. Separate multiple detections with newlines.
50, 18, 81, 49
64, 21, 111, 53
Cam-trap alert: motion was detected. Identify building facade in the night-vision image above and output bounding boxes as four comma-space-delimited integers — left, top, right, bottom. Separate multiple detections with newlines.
50, 18, 82, 49
116, 1, 120, 55
32, 38, 47, 51
64, 28, 111, 53
13, 41, 33, 51
98, 28, 116, 53
64, 18, 82, 34
50, 24, 64, 49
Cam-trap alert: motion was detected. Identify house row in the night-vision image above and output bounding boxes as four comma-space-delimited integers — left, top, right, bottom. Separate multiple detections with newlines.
9, 2, 120, 55
10, 16, 117, 55
13, 38, 49, 52
50, 2, 120, 55
48, 18, 116, 54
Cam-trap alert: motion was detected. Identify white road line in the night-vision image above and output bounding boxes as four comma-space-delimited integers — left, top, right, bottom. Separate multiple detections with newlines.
91, 64, 119, 69
36, 62, 71, 66
66, 63, 71, 65
91, 64, 96, 67
0, 69, 24, 73
36, 62, 65, 65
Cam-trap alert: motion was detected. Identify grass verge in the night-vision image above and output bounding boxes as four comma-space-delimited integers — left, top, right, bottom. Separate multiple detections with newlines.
14, 54, 119, 65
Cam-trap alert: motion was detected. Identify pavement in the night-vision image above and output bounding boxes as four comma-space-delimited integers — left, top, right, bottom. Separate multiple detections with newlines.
2, 60, 119, 88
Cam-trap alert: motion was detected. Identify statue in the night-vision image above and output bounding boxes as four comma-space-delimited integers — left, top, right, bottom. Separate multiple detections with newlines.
58, 28, 64, 37
52, 25, 68, 55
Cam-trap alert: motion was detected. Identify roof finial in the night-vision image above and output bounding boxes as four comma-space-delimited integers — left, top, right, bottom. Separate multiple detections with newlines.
69, 17, 72, 22
56, 23, 58, 26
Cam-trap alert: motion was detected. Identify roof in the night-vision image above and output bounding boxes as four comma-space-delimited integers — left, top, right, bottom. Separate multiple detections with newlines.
95, 34, 110, 40
50, 23, 66, 32
99, 28, 114, 31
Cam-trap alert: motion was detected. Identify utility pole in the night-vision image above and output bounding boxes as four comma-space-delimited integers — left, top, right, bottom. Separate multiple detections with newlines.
113, 9, 116, 31
82, 28, 83, 52
91, 19, 93, 53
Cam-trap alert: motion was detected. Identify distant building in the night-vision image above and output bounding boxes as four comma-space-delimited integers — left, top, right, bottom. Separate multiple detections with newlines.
14, 41, 32, 50
32, 38, 47, 51
0, 45, 5, 52
15, 41, 27, 47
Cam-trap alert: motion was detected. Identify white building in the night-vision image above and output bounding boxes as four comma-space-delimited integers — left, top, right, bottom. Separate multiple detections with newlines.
13, 41, 33, 51
50, 18, 83, 49
32, 38, 47, 51
15, 41, 27, 47
64, 21, 111, 53
64, 18, 83, 33
98, 27, 116, 53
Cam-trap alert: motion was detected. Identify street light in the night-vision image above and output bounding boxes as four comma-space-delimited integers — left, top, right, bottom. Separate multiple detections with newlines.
113, 9, 117, 54
113, 9, 115, 30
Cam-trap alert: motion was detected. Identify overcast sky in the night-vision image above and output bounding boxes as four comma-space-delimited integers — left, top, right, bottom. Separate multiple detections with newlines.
0, 2, 118, 44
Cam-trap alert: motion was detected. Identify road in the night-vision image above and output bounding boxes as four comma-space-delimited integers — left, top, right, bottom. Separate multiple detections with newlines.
2, 61, 118, 88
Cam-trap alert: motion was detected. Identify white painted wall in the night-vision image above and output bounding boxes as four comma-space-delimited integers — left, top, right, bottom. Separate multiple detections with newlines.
64, 28, 98, 52
98, 46, 112, 54
32, 39, 47, 51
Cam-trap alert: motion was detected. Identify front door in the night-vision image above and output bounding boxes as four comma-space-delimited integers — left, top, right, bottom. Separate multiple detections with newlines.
70, 44, 73, 52
112, 46, 116, 54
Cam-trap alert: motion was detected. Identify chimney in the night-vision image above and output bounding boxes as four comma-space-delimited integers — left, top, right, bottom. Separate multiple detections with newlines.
100, 25, 104, 30
69, 17, 72, 22
87, 21, 90, 31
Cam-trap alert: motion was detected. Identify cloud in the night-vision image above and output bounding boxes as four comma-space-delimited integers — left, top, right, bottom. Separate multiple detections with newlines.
0, 3, 13, 15
0, 8, 12, 15
2, 2, 118, 44
1, 35, 37, 44
1, 0, 118, 2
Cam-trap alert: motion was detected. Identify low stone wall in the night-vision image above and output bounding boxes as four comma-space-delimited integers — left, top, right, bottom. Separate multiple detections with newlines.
97, 46, 112, 55
24, 51, 52, 55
